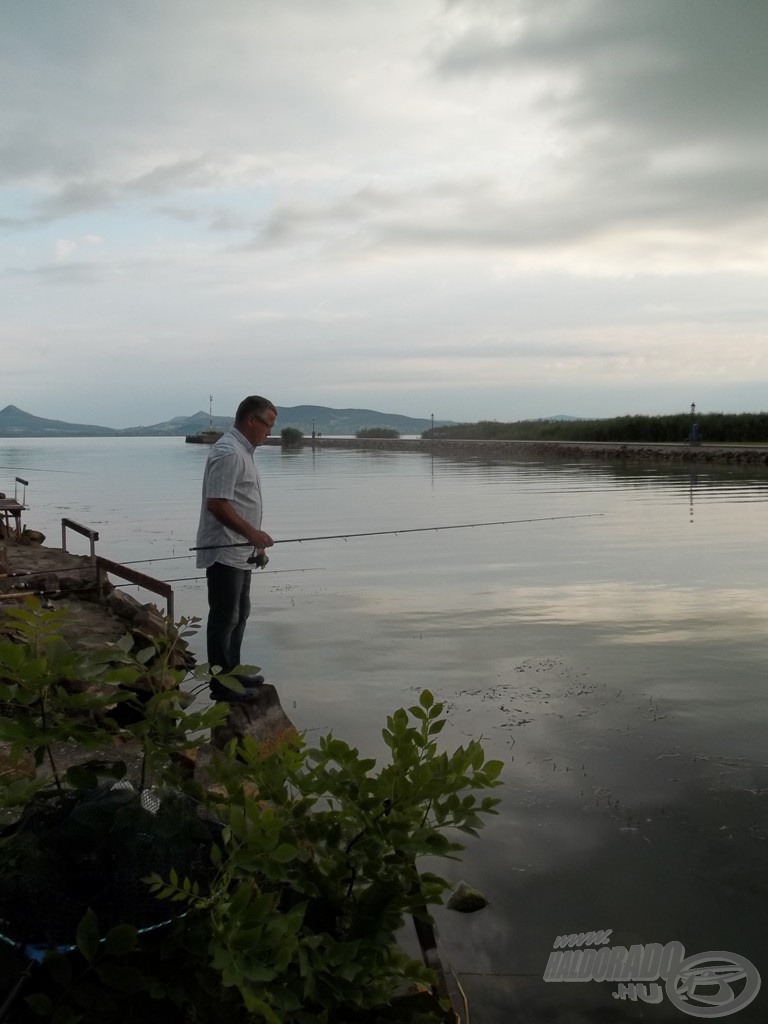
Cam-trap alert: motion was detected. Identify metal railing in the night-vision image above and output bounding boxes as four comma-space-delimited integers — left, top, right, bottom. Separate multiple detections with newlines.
61, 517, 100, 564
14, 477, 28, 504
96, 557, 174, 621
60, 517, 174, 619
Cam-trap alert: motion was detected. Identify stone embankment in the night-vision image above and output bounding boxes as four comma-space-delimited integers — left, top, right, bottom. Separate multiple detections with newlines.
0, 532, 297, 765
270, 437, 768, 466
0, 535, 170, 649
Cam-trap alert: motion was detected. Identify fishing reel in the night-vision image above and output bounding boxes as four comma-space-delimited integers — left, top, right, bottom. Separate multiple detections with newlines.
247, 549, 270, 569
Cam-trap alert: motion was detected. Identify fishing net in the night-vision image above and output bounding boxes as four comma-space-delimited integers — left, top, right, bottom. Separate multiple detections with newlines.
0, 781, 219, 957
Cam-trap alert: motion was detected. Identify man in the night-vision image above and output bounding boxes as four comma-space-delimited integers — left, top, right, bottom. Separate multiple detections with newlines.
195, 395, 277, 700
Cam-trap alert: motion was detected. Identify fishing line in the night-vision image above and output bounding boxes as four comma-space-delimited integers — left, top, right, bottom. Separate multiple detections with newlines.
3, 553, 195, 571
121, 554, 196, 564
153, 568, 325, 584
3, 514, 600, 595
0, 566, 95, 581
190, 512, 604, 553
0, 565, 325, 598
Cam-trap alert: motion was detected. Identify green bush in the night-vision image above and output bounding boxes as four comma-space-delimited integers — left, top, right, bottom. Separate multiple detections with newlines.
356, 427, 400, 439
280, 427, 304, 448
0, 600, 502, 1023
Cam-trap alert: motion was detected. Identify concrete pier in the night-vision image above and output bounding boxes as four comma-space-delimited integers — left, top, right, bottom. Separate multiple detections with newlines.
268, 435, 768, 466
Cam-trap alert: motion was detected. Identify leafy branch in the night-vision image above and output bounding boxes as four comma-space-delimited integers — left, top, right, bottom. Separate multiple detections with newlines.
0, 605, 502, 1023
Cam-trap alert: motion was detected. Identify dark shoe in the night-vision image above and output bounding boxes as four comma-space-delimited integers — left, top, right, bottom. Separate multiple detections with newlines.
209, 673, 264, 702
209, 684, 260, 702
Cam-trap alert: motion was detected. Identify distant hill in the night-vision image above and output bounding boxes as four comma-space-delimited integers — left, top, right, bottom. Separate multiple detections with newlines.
0, 405, 116, 437
115, 411, 224, 437
0, 404, 453, 438
119, 405, 451, 436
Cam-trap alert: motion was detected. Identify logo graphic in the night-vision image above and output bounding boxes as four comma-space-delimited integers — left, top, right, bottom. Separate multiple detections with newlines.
666, 951, 761, 1019
543, 931, 760, 1018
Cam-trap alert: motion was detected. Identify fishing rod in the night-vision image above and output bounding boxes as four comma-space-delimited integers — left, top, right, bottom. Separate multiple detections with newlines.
159, 568, 325, 584
0, 565, 324, 588
190, 513, 604, 554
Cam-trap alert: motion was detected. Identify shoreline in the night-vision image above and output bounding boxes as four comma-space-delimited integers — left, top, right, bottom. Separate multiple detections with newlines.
268, 436, 768, 466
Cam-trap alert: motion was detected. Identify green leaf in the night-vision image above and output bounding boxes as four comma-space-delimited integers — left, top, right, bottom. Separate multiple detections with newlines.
228, 880, 254, 917
0, 719, 29, 742
101, 666, 141, 685
51, 1005, 83, 1024
24, 993, 53, 1016
272, 843, 299, 863
75, 908, 100, 964
94, 963, 147, 993
104, 923, 138, 956
44, 951, 73, 988
70, 981, 117, 1013
135, 645, 156, 665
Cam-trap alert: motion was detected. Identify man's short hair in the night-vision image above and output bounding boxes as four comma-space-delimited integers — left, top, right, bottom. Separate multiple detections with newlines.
235, 395, 277, 424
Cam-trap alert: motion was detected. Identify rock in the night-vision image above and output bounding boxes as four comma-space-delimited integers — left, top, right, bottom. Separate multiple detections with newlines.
134, 603, 169, 636
0, 741, 36, 780
210, 684, 299, 755
0, 537, 195, 716
193, 685, 300, 791
446, 881, 489, 913
18, 528, 46, 546
107, 589, 144, 623
169, 746, 199, 780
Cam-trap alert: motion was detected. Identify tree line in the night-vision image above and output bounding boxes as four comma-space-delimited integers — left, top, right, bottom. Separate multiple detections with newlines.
424, 413, 768, 445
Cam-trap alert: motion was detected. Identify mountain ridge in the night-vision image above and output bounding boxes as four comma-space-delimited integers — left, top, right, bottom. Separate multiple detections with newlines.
0, 405, 117, 437
0, 404, 454, 438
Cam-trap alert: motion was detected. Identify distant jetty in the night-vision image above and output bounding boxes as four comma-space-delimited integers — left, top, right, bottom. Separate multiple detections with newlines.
185, 428, 223, 445
266, 436, 768, 466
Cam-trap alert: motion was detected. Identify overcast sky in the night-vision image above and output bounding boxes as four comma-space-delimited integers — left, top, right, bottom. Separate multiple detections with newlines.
2, 0, 767, 427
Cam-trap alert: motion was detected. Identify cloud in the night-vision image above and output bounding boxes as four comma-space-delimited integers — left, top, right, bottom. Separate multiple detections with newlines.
7, 0, 765, 267
1, 0, 767, 425
6, 260, 103, 286
54, 239, 77, 261
434, 0, 768, 250
36, 182, 117, 221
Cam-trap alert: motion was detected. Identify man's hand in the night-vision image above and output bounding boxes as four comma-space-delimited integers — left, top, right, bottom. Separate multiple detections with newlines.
207, 499, 274, 549
248, 530, 274, 549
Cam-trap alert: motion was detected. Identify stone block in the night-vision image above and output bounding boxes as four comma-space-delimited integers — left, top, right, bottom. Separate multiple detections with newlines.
211, 684, 299, 756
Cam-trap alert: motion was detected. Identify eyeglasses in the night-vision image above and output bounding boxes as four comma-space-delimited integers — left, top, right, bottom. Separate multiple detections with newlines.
252, 414, 274, 432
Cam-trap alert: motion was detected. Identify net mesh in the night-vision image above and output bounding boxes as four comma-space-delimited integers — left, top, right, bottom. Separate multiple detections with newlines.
0, 782, 219, 952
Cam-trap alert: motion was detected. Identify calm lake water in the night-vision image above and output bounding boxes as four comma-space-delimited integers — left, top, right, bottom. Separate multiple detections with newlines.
2, 437, 768, 1022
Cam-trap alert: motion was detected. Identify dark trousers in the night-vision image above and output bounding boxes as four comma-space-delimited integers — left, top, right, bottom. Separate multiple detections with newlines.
205, 562, 252, 674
